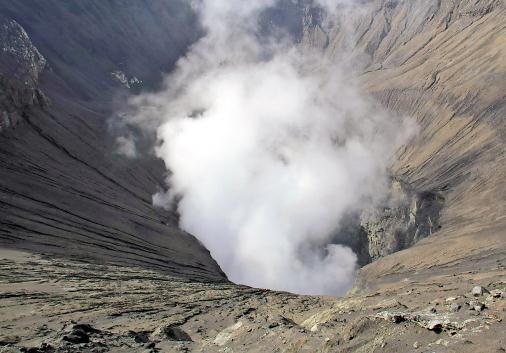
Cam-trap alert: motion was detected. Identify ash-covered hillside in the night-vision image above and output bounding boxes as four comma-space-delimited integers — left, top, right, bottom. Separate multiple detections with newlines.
0, 0, 505, 352
0, 0, 225, 281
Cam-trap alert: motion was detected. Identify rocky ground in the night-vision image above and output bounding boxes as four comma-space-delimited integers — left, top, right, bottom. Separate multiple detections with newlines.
1, 249, 505, 353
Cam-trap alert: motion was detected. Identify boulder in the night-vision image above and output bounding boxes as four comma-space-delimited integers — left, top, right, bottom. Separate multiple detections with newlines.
450, 303, 461, 312
151, 325, 192, 342
426, 319, 443, 332
472, 286, 489, 297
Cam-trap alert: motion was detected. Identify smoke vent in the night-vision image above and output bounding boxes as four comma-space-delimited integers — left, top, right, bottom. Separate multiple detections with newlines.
331, 179, 445, 266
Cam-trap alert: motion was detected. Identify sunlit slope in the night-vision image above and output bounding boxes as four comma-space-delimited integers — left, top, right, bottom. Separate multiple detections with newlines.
303, 0, 506, 291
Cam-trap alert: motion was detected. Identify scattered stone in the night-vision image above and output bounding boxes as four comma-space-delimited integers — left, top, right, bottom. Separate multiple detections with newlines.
490, 289, 503, 298
426, 319, 443, 332
450, 303, 461, 312
20, 343, 54, 353
21, 348, 43, 353
0, 335, 20, 345
62, 323, 100, 344
62, 332, 89, 344
145, 342, 156, 349
380, 312, 406, 323
413, 341, 420, 348
129, 330, 150, 343
111, 70, 142, 89
469, 300, 485, 312
213, 322, 242, 346
472, 286, 489, 297
153, 325, 192, 342
72, 323, 100, 334
435, 338, 449, 346
446, 296, 458, 302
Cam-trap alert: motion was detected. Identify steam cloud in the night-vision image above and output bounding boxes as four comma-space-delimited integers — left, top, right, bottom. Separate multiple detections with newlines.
120, 0, 416, 295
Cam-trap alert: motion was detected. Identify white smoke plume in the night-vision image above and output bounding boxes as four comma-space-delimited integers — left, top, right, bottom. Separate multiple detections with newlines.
115, 134, 138, 158
122, 0, 416, 295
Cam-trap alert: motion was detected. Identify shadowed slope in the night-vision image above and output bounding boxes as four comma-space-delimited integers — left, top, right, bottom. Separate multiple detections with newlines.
0, 1, 225, 281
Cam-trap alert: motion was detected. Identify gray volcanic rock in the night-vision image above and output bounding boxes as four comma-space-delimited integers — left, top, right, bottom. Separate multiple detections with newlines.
331, 178, 444, 264
0, 16, 46, 85
0, 16, 48, 133
360, 179, 444, 260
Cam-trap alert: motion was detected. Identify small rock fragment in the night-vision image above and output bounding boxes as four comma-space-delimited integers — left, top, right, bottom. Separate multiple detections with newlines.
213, 321, 242, 346
72, 324, 100, 334
268, 322, 279, 329
159, 326, 192, 342
0, 335, 20, 345
62, 323, 100, 344
63, 332, 89, 344
490, 289, 503, 298
20, 344, 53, 353
472, 286, 488, 296
377, 311, 406, 323
129, 330, 150, 343
413, 341, 420, 348
436, 338, 449, 346
469, 300, 485, 312
450, 303, 461, 312
426, 319, 443, 332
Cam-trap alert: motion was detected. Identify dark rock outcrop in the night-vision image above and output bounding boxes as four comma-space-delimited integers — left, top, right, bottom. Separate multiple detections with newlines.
360, 179, 444, 260
0, 16, 48, 133
332, 179, 444, 265
0, 16, 46, 84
